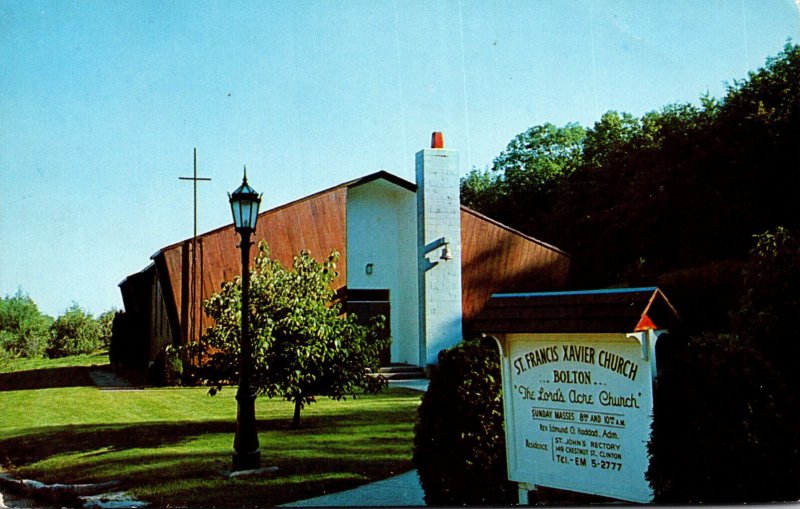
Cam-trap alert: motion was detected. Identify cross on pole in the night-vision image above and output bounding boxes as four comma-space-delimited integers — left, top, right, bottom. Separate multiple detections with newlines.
179, 148, 212, 343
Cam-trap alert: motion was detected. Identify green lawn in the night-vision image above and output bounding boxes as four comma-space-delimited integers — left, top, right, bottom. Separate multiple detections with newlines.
0, 354, 422, 507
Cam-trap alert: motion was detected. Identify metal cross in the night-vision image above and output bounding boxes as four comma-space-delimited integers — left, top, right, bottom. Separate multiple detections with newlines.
179, 148, 212, 343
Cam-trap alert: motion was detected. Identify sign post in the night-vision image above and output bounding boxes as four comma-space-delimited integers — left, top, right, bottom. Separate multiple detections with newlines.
474, 287, 680, 504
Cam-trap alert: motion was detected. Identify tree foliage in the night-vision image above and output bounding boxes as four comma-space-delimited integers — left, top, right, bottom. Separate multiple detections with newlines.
732, 227, 800, 387
0, 290, 53, 358
462, 43, 800, 303
1, 291, 119, 362
47, 303, 103, 358
461, 122, 584, 230
186, 242, 388, 428
96, 308, 117, 349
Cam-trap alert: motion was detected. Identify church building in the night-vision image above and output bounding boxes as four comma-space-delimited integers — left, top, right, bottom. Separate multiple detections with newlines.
118, 133, 570, 370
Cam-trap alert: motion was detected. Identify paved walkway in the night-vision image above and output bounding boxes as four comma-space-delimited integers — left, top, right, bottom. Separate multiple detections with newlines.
282, 470, 425, 507
282, 378, 429, 507
88, 366, 142, 390
388, 379, 429, 392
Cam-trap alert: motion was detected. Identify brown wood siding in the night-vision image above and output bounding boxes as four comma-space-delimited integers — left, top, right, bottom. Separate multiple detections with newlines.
460, 208, 571, 329
160, 187, 348, 343
148, 275, 173, 361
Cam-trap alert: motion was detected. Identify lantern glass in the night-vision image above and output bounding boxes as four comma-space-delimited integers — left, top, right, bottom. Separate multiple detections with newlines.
229, 169, 261, 232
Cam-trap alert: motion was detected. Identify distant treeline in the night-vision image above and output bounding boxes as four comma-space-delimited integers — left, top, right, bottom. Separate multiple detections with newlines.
461, 42, 799, 331
0, 290, 115, 362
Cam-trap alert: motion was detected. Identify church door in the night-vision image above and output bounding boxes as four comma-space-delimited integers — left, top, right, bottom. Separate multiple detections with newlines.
346, 289, 391, 366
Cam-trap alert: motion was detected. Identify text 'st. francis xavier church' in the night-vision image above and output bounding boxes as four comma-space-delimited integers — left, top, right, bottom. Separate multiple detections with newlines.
119, 133, 571, 371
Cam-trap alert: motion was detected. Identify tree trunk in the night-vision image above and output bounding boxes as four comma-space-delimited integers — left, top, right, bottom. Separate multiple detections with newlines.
292, 398, 302, 429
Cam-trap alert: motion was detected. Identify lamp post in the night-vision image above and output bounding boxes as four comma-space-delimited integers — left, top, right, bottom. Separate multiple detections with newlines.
229, 167, 262, 471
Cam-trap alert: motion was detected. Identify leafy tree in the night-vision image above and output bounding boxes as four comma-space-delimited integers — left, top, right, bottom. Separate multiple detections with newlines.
732, 227, 800, 385
581, 111, 639, 171
96, 308, 117, 349
459, 166, 503, 218
47, 303, 102, 358
187, 243, 388, 428
0, 289, 52, 358
461, 122, 585, 233
493, 122, 585, 191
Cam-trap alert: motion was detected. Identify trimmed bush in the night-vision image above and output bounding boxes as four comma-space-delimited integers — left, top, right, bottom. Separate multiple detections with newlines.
647, 333, 800, 503
413, 338, 516, 506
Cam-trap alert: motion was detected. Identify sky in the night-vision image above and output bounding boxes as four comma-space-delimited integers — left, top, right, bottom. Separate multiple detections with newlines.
1, 1, 799, 318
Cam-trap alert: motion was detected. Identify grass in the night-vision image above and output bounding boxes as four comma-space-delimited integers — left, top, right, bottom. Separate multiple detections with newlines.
0, 353, 422, 507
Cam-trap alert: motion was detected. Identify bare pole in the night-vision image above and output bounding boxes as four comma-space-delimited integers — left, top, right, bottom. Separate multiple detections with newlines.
179, 148, 212, 343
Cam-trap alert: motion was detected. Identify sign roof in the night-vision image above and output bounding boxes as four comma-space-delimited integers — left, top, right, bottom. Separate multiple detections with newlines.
474, 287, 681, 334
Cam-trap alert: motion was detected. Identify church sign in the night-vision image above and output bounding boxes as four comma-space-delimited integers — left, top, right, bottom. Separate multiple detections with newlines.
473, 287, 680, 504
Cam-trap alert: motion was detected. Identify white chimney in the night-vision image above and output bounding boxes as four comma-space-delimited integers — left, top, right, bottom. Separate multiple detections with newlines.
416, 132, 463, 367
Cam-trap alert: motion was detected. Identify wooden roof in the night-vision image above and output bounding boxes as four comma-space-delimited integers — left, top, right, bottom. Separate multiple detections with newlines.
153, 182, 349, 343
473, 287, 680, 334
122, 170, 571, 343
460, 207, 570, 325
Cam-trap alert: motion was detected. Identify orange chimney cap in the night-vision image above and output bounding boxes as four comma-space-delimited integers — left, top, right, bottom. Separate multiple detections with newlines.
431, 131, 444, 149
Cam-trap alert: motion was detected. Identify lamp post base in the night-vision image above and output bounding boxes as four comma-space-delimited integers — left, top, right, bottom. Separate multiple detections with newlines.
232, 449, 262, 471
233, 389, 261, 472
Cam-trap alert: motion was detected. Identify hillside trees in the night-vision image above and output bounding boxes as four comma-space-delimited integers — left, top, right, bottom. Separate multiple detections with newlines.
187, 243, 388, 428
462, 43, 800, 295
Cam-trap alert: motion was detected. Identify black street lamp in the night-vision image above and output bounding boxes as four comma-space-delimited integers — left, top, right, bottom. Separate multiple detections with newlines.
229, 167, 262, 471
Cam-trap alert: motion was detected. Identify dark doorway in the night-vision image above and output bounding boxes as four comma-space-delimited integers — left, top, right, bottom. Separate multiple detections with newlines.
346, 289, 391, 366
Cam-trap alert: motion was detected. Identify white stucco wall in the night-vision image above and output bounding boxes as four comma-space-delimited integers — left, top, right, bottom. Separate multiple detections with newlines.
346, 180, 419, 365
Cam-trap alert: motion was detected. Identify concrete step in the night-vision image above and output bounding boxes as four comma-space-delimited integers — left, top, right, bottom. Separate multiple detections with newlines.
374, 364, 426, 380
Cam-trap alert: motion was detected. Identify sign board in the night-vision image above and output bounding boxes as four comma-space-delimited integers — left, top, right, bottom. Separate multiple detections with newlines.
495, 331, 663, 503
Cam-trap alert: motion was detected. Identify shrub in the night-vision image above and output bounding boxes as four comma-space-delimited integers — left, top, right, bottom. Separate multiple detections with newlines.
47, 303, 102, 358
150, 345, 183, 386
647, 333, 800, 503
413, 338, 516, 506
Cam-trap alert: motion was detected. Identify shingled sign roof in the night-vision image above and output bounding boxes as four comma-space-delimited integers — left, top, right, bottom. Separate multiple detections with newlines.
473, 287, 680, 334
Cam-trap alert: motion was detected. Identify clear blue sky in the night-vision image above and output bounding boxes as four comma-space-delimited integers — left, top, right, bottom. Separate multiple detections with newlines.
1, 1, 798, 318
